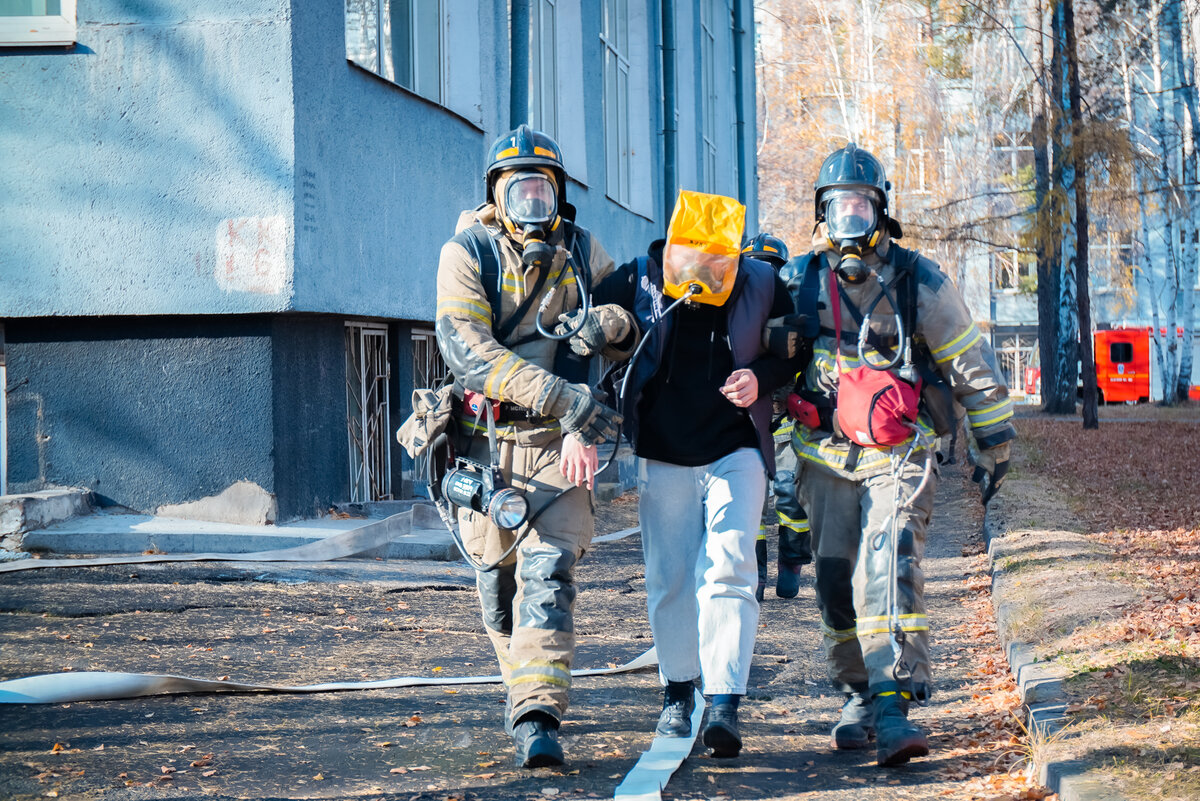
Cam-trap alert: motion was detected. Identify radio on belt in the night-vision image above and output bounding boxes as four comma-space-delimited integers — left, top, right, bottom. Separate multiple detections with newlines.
441, 458, 529, 530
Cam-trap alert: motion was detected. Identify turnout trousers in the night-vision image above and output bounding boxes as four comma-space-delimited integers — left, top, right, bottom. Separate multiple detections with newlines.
794, 458, 937, 698
772, 424, 812, 565
457, 424, 594, 728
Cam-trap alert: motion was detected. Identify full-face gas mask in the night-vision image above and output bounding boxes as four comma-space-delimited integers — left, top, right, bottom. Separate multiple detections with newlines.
502, 170, 559, 269
823, 188, 882, 284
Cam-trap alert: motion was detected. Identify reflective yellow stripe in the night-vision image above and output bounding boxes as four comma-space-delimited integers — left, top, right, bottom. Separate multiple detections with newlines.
774, 420, 795, 436
756, 530, 766, 541
777, 512, 809, 532
436, 298, 492, 325
856, 624, 930, 636
856, 613, 929, 637
507, 673, 571, 688
496, 357, 524, 402
932, 324, 981, 364
485, 353, 515, 398
967, 398, 1014, 428
820, 621, 858, 643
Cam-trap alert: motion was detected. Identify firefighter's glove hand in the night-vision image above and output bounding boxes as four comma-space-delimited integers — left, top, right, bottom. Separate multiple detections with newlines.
971, 442, 1011, 506
762, 315, 815, 363
550, 382, 623, 446
554, 305, 632, 358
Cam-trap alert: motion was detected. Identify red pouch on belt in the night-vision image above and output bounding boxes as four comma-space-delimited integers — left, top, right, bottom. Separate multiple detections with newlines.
463, 390, 501, 420
835, 366, 921, 447
787, 393, 822, 430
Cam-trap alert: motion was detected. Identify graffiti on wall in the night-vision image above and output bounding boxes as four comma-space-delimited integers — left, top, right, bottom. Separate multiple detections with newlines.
215, 216, 289, 295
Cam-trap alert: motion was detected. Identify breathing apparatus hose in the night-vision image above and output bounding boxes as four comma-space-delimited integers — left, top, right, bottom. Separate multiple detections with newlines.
856, 273, 907, 372
868, 427, 935, 705
535, 228, 591, 341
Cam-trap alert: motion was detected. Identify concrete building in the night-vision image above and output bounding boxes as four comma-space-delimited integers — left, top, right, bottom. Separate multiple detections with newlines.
0, 1, 760, 520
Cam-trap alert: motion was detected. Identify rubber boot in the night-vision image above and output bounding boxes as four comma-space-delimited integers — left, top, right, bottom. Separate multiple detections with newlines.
872, 692, 928, 767
702, 703, 742, 758
775, 560, 803, 599
830, 691, 874, 750
754, 537, 768, 602
655, 680, 697, 737
511, 711, 565, 768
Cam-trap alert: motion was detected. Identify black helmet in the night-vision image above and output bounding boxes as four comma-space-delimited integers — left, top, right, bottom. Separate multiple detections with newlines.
742, 232, 789, 268
813, 143, 891, 220
485, 124, 567, 205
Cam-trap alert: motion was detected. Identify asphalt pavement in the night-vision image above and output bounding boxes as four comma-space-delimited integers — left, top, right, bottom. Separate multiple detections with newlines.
0, 469, 992, 801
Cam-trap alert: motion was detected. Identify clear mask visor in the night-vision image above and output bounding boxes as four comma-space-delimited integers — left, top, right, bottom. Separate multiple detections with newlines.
824, 189, 879, 241
503, 172, 557, 227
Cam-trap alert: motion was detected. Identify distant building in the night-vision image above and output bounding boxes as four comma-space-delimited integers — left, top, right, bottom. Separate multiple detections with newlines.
1, 1, 760, 520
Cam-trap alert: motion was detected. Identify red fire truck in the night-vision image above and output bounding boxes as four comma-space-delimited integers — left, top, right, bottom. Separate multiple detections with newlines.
1023, 327, 1200, 403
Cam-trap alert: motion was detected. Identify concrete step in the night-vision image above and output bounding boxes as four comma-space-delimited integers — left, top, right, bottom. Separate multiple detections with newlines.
1, 488, 95, 551
21, 508, 460, 562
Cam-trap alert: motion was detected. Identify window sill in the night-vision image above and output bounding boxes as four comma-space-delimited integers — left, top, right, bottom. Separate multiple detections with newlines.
0, 15, 76, 47
346, 59, 483, 133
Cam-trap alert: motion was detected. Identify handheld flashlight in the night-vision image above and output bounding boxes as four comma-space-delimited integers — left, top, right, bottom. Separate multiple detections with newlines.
441, 460, 530, 530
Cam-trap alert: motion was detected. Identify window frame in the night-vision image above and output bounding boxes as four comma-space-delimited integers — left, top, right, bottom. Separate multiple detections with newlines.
0, 0, 76, 47
600, 0, 632, 208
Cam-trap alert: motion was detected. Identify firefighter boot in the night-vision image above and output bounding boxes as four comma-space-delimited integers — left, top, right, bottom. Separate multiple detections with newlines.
755, 537, 768, 602
512, 711, 565, 768
702, 703, 742, 758
872, 692, 928, 766
655, 680, 697, 737
830, 691, 874, 750
776, 558, 804, 599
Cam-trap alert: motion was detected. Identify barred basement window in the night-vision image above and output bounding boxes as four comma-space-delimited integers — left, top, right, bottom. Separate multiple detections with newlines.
346, 322, 392, 503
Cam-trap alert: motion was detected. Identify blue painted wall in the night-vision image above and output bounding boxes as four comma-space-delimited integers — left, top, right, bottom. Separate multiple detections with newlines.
0, 0, 297, 317
5, 317, 276, 509
287, 2, 501, 322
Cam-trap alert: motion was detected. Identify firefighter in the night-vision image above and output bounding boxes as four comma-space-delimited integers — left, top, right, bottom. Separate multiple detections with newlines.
787, 143, 1014, 767
434, 125, 636, 768
742, 233, 813, 602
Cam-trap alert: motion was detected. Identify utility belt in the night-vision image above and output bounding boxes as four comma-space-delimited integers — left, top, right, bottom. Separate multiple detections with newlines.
463, 391, 556, 428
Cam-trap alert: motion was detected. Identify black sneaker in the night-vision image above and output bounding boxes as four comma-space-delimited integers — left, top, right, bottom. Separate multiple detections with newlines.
702, 703, 742, 758
512, 713, 565, 768
655, 686, 696, 737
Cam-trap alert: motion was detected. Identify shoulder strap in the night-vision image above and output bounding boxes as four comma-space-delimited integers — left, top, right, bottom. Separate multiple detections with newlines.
458, 223, 553, 347
567, 221, 593, 294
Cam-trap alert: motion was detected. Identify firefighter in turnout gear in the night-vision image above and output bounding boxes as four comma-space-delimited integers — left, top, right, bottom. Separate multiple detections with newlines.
434, 125, 637, 768
788, 144, 1014, 766
742, 233, 813, 602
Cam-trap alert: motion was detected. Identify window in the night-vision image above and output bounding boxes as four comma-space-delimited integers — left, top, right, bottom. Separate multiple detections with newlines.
346, 0, 443, 103
531, 0, 558, 139
699, 0, 718, 193
601, 0, 631, 206
1110, 342, 1134, 364
992, 249, 1036, 292
0, 0, 75, 46
346, 323, 392, 502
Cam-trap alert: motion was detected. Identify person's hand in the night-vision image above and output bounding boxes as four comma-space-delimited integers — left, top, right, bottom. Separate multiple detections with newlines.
971, 442, 1011, 506
554, 305, 633, 357
548, 382, 623, 445
559, 433, 600, 490
720, 369, 759, 408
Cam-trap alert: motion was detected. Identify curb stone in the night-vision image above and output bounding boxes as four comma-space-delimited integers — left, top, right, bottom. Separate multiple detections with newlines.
982, 503, 1127, 801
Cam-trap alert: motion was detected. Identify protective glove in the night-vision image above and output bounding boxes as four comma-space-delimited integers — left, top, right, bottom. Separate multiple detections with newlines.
971, 442, 1011, 506
762, 314, 815, 363
547, 382, 623, 446
554, 305, 633, 357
